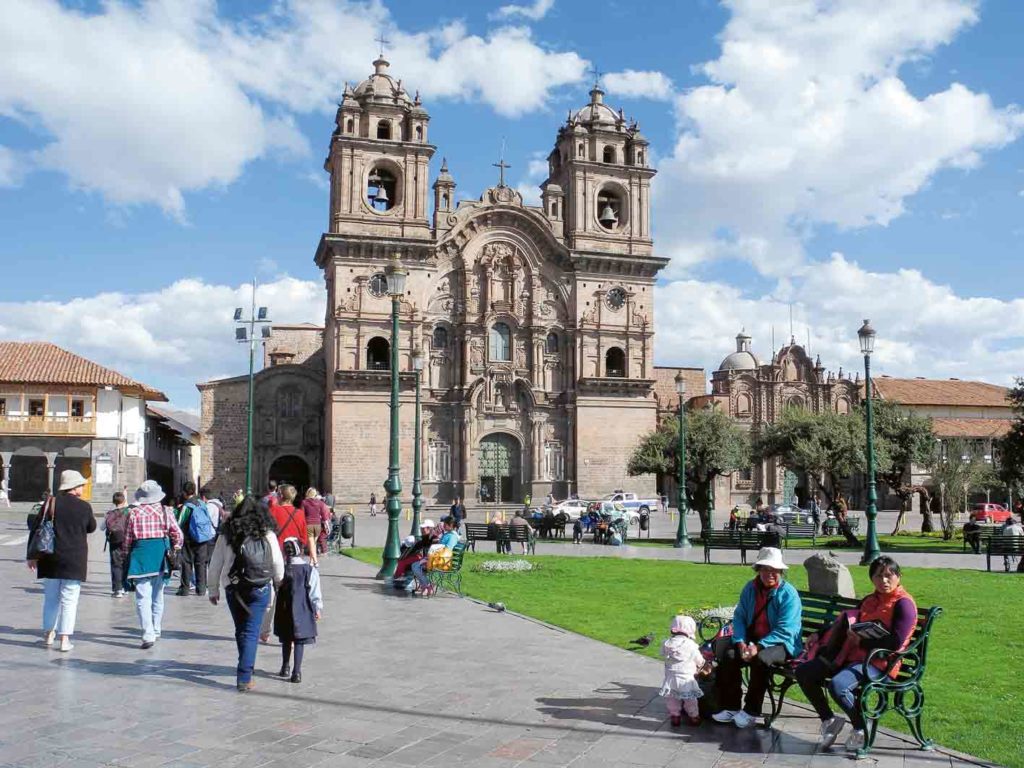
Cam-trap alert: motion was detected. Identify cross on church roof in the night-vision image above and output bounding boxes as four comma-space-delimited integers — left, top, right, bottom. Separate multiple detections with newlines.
376, 31, 390, 58
588, 64, 605, 88
493, 139, 511, 188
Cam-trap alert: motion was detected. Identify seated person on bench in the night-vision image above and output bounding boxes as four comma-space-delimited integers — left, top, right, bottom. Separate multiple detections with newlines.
795, 556, 918, 754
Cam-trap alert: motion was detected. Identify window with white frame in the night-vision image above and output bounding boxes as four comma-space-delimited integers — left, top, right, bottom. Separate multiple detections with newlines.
428, 440, 451, 482
544, 441, 564, 481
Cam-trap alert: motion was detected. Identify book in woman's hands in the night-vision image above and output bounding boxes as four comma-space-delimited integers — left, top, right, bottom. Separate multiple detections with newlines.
851, 620, 892, 641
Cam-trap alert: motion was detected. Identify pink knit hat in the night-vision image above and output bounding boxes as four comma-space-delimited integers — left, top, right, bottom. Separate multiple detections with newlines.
670, 615, 696, 638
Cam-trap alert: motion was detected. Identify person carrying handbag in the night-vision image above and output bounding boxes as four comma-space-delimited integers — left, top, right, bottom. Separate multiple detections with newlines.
26, 470, 97, 653
123, 480, 184, 649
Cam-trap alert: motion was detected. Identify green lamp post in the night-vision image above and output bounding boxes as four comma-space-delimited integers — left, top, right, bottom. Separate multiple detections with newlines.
858, 319, 881, 566
673, 371, 691, 549
410, 346, 425, 537
377, 253, 408, 580
233, 280, 271, 495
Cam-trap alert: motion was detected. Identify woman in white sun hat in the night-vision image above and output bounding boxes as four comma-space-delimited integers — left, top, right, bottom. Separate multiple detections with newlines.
712, 547, 803, 729
26, 470, 97, 653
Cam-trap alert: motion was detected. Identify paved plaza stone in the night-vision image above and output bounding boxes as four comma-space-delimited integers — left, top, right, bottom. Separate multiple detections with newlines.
0, 515, 992, 768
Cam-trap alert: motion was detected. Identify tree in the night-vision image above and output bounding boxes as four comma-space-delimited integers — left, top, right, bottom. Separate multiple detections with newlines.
871, 400, 936, 534
926, 438, 998, 540
996, 377, 1024, 504
627, 405, 750, 532
755, 407, 885, 547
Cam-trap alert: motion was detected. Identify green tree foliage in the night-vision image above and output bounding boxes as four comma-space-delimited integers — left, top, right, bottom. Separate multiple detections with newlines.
627, 406, 750, 531
996, 377, 1024, 502
871, 400, 937, 533
926, 438, 998, 540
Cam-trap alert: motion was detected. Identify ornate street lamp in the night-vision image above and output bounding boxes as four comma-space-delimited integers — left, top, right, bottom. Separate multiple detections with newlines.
234, 280, 271, 495
674, 371, 691, 549
858, 319, 881, 566
378, 253, 408, 579
410, 346, 425, 537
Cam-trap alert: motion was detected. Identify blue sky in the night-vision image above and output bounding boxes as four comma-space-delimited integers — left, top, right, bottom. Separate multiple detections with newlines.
1, 0, 1022, 410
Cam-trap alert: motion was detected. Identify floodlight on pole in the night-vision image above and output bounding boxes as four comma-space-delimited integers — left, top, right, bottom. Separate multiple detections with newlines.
235, 279, 272, 495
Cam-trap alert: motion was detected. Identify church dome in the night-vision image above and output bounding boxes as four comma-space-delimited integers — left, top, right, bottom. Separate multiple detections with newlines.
351, 57, 412, 107
573, 85, 623, 128
718, 351, 759, 371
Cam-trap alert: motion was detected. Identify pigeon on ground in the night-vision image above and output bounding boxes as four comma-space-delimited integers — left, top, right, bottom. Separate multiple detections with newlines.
488, 601, 506, 612
632, 633, 655, 647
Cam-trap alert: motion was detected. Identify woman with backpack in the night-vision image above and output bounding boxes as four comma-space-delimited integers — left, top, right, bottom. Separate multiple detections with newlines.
208, 495, 284, 692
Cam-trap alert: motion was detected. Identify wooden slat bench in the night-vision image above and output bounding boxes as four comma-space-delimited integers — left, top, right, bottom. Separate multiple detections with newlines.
964, 523, 1000, 553
763, 591, 941, 758
783, 522, 818, 547
702, 531, 767, 564
463, 522, 536, 555
986, 535, 1024, 571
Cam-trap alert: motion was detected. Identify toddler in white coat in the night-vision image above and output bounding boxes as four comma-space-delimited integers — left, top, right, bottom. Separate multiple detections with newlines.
660, 614, 706, 726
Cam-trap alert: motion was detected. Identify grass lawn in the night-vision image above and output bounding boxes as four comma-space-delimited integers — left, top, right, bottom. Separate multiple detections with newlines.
617, 534, 968, 554
346, 547, 1023, 768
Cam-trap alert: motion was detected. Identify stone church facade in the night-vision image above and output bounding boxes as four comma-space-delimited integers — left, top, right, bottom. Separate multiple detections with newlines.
200, 56, 668, 505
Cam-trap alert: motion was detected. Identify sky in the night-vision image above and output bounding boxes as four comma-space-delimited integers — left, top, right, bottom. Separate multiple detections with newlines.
1, 0, 1023, 412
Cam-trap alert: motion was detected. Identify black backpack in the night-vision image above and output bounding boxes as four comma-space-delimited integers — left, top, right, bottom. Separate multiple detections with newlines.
229, 535, 274, 587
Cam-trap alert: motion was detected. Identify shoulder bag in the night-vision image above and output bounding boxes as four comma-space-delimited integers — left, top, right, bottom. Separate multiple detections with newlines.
27, 497, 56, 559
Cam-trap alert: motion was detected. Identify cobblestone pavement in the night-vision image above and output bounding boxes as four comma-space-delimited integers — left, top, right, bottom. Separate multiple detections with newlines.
0, 518, 990, 768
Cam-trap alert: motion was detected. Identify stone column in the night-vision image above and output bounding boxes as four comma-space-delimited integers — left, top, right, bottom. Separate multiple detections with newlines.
45, 452, 58, 495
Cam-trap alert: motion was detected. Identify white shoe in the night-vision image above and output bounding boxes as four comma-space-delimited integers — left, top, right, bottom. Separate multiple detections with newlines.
845, 729, 865, 753
819, 716, 846, 750
711, 710, 738, 723
733, 711, 755, 729
57, 636, 74, 653
43, 630, 55, 647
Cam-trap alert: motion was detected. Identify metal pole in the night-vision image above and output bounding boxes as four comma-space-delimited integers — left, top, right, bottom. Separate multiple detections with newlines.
674, 396, 691, 548
377, 293, 403, 579
410, 367, 423, 537
244, 279, 256, 495
860, 353, 881, 565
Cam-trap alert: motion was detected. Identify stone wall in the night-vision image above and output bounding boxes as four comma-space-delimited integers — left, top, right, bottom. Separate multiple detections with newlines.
198, 376, 249, 496
575, 395, 657, 497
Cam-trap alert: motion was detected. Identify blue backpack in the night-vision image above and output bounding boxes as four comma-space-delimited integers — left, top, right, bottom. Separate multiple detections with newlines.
187, 501, 215, 543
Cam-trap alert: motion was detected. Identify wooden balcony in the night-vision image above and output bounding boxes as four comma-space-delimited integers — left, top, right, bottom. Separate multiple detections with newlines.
0, 416, 96, 436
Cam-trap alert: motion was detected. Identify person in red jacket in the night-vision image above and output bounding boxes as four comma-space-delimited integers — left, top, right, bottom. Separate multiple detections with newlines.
300, 488, 329, 566
263, 484, 307, 642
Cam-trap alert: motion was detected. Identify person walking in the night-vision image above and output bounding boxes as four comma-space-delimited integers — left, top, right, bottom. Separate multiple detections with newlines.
124, 480, 184, 649
26, 470, 96, 653
176, 482, 217, 596
301, 488, 329, 566
449, 496, 466, 531
103, 491, 131, 597
274, 538, 323, 684
208, 495, 284, 692
369, 492, 378, 517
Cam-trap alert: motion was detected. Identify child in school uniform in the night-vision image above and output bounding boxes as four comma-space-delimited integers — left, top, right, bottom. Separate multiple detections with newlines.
660, 614, 707, 726
274, 537, 323, 684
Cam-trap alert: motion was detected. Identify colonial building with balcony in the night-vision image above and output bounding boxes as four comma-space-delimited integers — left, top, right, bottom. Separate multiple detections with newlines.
0, 342, 167, 503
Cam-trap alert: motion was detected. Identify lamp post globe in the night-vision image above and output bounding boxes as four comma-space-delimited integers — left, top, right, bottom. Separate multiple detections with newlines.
410, 346, 425, 537
673, 371, 691, 549
858, 319, 881, 566
378, 253, 408, 579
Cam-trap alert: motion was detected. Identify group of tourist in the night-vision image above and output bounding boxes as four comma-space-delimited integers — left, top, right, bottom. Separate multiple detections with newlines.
25, 471, 325, 691
393, 515, 462, 595
657, 546, 918, 754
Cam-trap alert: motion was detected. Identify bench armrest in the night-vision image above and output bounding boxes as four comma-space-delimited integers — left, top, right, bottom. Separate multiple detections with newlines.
861, 643, 923, 684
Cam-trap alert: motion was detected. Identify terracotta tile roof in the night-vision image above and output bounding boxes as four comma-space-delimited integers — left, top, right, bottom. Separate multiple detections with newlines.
931, 418, 1012, 439
871, 377, 1010, 408
0, 342, 167, 401
653, 366, 707, 411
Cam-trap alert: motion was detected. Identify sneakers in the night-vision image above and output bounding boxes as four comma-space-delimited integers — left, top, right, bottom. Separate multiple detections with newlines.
43, 630, 55, 647
140, 640, 155, 650
845, 729, 866, 753
733, 711, 756, 729
819, 716, 846, 750
236, 680, 255, 692
57, 636, 74, 653
711, 710, 738, 723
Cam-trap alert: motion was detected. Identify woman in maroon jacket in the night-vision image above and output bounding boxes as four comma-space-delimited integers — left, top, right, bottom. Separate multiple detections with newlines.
301, 488, 330, 565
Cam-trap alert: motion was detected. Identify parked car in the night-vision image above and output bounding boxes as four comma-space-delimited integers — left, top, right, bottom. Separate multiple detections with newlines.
970, 503, 1012, 523
552, 498, 589, 522
770, 504, 811, 524
602, 490, 658, 515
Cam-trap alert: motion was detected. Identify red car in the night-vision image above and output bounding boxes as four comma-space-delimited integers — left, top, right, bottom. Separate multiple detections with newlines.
969, 503, 1012, 523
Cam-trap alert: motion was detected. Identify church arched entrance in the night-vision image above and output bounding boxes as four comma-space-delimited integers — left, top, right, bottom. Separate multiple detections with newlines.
268, 455, 311, 496
478, 433, 520, 504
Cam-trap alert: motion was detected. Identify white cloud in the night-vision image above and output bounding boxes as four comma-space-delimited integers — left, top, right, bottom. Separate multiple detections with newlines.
655, 253, 1024, 386
603, 70, 675, 101
490, 0, 556, 22
0, 145, 25, 187
0, 276, 324, 410
654, 0, 1024, 277
514, 153, 550, 205
0, 0, 586, 215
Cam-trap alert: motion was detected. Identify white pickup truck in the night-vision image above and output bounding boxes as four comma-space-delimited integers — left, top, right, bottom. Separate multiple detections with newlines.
602, 491, 658, 516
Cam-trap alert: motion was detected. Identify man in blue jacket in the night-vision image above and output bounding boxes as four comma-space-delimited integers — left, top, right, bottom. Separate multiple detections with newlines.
713, 547, 803, 728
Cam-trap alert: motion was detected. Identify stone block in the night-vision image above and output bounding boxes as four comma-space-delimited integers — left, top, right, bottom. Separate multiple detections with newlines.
803, 552, 855, 597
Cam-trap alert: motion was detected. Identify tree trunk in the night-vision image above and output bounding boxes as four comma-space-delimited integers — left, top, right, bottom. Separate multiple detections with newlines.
891, 494, 909, 535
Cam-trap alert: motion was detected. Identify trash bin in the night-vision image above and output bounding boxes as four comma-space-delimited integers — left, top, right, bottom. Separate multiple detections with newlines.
639, 510, 650, 531
340, 513, 355, 542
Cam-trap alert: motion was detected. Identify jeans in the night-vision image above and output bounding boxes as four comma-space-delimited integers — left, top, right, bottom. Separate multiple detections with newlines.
181, 539, 211, 594
42, 579, 81, 636
716, 643, 789, 716
411, 560, 430, 589
796, 658, 885, 730
134, 575, 166, 643
226, 583, 272, 684
109, 548, 127, 593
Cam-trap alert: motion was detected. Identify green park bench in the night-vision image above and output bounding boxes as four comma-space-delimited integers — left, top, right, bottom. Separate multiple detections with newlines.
758, 591, 942, 759
963, 523, 1000, 553
822, 517, 861, 536
425, 542, 466, 597
702, 530, 767, 564
463, 522, 537, 555
783, 522, 818, 546
986, 535, 1024, 572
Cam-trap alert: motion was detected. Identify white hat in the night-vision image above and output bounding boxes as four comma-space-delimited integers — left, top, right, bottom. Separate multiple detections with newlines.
420, 519, 435, 529
752, 547, 788, 571
58, 469, 87, 491
133, 479, 165, 504
403, 535, 416, 547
